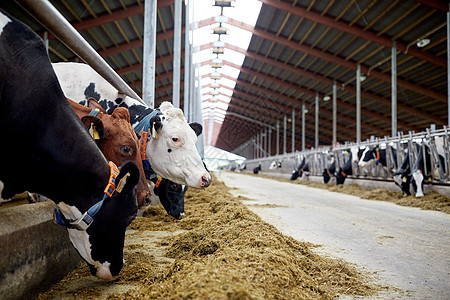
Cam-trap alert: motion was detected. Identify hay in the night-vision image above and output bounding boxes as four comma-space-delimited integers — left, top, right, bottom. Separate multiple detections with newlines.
36, 176, 377, 299
255, 174, 450, 214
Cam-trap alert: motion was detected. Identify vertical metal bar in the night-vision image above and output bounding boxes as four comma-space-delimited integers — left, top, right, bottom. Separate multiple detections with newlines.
315, 92, 319, 148
292, 108, 295, 153
332, 81, 337, 145
356, 64, 361, 142
268, 127, 272, 156
276, 120, 280, 155
143, 0, 158, 107
283, 115, 287, 154
172, 0, 182, 108
392, 41, 397, 137
447, 6, 450, 125
302, 103, 306, 151
183, 0, 190, 116
265, 127, 268, 157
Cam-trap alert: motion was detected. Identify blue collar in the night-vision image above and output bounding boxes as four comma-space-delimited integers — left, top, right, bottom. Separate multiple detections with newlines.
53, 161, 119, 231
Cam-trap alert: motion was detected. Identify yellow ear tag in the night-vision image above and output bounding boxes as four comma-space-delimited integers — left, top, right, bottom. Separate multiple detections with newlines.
116, 173, 130, 193
89, 123, 100, 140
151, 123, 158, 139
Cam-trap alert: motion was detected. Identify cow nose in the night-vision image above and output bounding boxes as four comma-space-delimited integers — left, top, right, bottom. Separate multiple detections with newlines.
201, 175, 212, 187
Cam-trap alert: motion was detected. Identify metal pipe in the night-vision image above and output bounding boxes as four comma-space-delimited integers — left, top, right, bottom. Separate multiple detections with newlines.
302, 103, 306, 151
15, 0, 144, 104
43, 31, 48, 53
447, 5, 450, 125
172, 0, 182, 108
392, 41, 397, 136
283, 115, 287, 154
184, 0, 190, 116
356, 64, 361, 142
292, 108, 295, 153
142, 0, 158, 107
315, 92, 319, 148
265, 127, 268, 157
332, 81, 337, 145
268, 127, 272, 156
276, 120, 280, 155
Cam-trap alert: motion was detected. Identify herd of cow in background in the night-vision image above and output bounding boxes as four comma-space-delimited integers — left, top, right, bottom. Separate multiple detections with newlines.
0, 11, 210, 280
246, 131, 449, 198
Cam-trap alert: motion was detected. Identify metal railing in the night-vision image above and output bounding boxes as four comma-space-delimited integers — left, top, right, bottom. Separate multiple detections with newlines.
235, 127, 450, 185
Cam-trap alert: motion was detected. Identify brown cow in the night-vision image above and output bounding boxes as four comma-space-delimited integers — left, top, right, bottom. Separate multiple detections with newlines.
68, 98, 151, 208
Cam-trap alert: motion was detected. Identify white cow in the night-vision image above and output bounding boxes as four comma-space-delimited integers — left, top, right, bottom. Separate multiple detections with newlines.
53, 62, 211, 188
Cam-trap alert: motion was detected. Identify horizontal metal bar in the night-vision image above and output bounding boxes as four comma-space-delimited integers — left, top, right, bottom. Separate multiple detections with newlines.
15, 0, 145, 105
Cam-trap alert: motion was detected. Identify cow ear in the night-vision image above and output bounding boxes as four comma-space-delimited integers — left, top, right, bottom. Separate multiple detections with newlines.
149, 115, 163, 138
81, 116, 105, 140
116, 161, 140, 193
189, 122, 202, 136
87, 98, 107, 113
111, 107, 131, 122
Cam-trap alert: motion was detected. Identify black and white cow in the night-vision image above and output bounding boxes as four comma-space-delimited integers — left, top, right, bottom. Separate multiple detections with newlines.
144, 165, 186, 220
322, 159, 336, 184
411, 138, 446, 197
0, 11, 139, 280
52, 62, 211, 189
335, 152, 354, 185
269, 161, 282, 169
393, 152, 412, 196
358, 145, 397, 173
291, 157, 309, 180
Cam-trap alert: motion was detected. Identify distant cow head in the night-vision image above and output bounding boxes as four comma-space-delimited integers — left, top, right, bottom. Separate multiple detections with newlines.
70, 99, 151, 208
147, 102, 211, 189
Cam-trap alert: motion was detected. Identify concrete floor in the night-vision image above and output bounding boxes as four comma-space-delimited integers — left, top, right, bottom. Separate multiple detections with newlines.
216, 171, 450, 300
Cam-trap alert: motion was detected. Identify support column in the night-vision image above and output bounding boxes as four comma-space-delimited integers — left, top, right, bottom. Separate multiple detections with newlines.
356, 64, 361, 142
283, 115, 287, 154
302, 103, 306, 151
276, 120, 280, 155
332, 81, 337, 145
392, 41, 397, 137
172, 0, 182, 108
315, 93, 319, 148
265, 127, 268, 157
268, 127, 272, 156
183, 0, 190, 115
143, 0, 158, 107
447, 5, 450, 125
291, 108, 295, 153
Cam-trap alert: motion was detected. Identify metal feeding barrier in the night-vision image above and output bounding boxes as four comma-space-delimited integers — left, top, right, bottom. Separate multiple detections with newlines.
233, 127, 450, 186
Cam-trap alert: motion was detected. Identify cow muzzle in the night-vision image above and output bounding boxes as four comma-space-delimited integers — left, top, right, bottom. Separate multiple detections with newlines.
201, 175, 212, 188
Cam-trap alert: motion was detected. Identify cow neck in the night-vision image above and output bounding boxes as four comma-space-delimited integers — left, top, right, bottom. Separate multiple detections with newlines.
133, 109, 161, 161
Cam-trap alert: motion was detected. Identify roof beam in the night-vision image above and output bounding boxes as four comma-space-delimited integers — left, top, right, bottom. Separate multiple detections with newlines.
259, 0, 446, 68
225, 17, 447, 103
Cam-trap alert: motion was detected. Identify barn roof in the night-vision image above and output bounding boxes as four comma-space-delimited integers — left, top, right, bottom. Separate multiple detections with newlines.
1, 0, 448, 153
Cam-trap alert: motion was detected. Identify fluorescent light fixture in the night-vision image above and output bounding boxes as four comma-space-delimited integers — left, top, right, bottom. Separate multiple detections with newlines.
323, 95, 331, 101
416, 38, 430, 48
360, 75, 367, 82
210, 89, 219, 95
213, 26, 228, 35
211, 82, 220, 88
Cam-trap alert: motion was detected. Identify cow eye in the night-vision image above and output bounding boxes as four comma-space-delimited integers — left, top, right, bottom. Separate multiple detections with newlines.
121, 145, 131, 154
172, 137, 178, 142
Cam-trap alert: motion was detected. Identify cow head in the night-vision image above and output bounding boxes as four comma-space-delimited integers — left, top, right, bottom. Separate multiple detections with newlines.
323, 169, 331, 183
146, 102, 211, 188
59, 162, 139, 280
152, 178, 187, 220
393, 172, 411, 196
76, 99, 151, 208
335, 168, 346, 185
